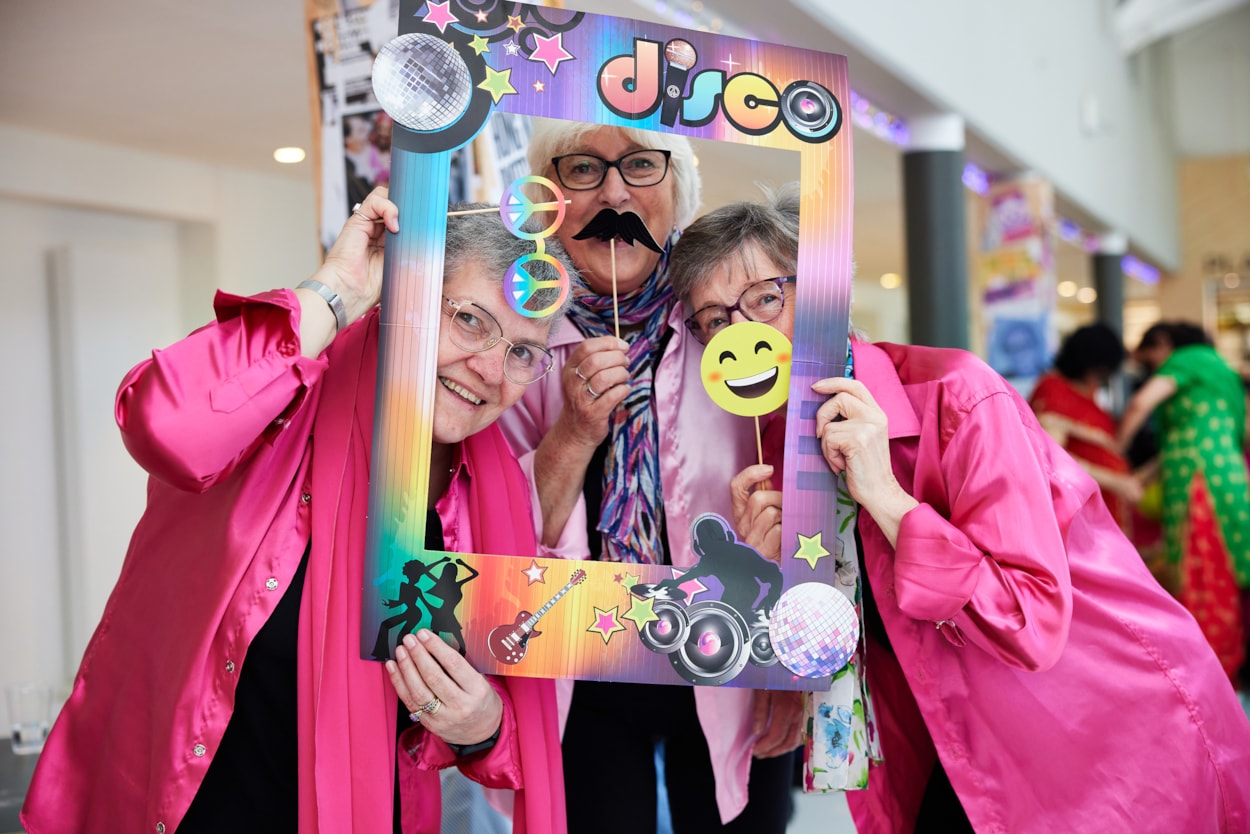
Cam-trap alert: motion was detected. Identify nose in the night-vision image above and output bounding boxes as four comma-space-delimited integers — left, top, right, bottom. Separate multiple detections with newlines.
464, 343, 508, 387
597, 165, 631, 207
730, 309, 751, 325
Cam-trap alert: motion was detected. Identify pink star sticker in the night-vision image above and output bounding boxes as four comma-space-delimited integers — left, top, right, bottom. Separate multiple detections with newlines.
422, 0, 459, 33
671, 568, 709, 602
586, 606, 626, 644
522, 559, 547, 585
528, 32, 574, 75
533, 79, 546, 93
474, 8, 489, 22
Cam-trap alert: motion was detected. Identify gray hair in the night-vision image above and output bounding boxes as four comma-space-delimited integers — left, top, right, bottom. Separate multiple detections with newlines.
669, 183, 800, 303
526, 117, 702, 230
443, 203, 579, 320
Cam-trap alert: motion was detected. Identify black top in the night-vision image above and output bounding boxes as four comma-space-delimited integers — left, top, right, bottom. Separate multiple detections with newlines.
180, 514, 447, 834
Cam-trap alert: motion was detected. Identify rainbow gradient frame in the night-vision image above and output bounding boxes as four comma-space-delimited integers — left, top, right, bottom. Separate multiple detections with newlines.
363, 0, 854, 690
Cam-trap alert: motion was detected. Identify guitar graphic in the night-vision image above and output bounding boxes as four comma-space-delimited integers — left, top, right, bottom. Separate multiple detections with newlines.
488, 569, 587, 665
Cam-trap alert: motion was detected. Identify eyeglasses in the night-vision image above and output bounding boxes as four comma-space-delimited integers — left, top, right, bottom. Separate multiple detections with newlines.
441, 297, 555, 385
684, 276, 797, 345
551, 150, 672, 191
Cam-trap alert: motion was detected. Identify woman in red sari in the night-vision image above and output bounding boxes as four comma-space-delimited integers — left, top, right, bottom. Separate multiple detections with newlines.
1028, 324, 1143, 531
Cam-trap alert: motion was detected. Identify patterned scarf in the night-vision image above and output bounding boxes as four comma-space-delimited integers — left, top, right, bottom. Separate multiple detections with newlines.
565, 242, 675, 563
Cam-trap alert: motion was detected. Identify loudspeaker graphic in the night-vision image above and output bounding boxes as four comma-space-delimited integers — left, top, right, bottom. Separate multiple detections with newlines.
660, 39, 698, 127
638, 599, 689, 654
779, 80, 841, 142
667, 600, 752, 686
748, 621, 778, 667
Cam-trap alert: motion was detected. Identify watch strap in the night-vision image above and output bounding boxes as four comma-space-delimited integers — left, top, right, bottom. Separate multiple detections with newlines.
446, 723, 502, 758
296, 280, 348, 332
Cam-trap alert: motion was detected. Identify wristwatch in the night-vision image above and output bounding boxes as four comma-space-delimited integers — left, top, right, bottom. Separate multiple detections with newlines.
446, 723, 502, 758
296, 280, 348, 332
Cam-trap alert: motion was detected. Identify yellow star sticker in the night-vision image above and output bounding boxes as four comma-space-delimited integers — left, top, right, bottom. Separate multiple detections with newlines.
478, 66, 516, 103
793, 531, 831, 569
621, 572, 640, 590
506, 14, 525, 31
622, 596, 660, 630
469, 35, 490, 56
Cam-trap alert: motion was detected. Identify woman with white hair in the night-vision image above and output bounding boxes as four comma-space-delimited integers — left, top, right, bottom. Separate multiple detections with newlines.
498, 121, 801, 833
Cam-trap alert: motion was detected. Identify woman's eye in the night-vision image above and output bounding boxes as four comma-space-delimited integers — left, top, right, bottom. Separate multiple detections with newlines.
625, 158, 655, 171
455, 311, 485, 332
511, 344, 537, 365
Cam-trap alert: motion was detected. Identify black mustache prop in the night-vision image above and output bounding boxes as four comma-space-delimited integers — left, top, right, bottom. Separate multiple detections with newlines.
571, 209, 663, 254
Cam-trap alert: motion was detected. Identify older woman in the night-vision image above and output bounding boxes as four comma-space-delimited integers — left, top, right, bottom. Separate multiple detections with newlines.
498, 122, 800, 833
22, 190, 573, 834
670, 192, 1250, 834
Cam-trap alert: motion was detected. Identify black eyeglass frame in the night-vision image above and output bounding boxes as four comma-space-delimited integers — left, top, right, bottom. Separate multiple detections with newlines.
683, 275, 798, 345
550, 149, 673, 191
441, 297, 555, 385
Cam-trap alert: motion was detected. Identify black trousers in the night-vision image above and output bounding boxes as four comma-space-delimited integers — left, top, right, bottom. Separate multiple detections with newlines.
562, 680, 794, 834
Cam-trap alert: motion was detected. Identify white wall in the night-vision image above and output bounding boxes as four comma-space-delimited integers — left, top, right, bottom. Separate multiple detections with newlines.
0, 126, 316, 727
789, 0, 1181, 269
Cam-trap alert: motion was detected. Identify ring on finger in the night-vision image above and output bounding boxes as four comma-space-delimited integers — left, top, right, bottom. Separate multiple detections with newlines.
422, 696, 442, 716
585, 380, 601, 399
408, 710, 422, 723
574, 364, 588, 382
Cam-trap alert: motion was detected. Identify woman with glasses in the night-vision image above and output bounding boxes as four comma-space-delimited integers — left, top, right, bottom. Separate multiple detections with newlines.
23, 189, 575, 834
498, 121, 799, 834
670, 190, 1250, 834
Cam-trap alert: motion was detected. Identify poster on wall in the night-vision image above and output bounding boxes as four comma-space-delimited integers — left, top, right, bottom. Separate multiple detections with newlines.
330, 0, 856, 694
979, 176, 1057, 393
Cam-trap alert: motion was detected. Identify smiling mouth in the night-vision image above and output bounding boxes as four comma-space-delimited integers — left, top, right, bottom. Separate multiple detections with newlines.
440, 377, 483, 405
723, 367, 778, 399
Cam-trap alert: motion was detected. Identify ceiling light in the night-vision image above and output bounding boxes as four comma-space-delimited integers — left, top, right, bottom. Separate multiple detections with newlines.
879, 272, 901, 289
273, 147, 307, 164
1057, 280, 1078, 297
1076, 287, 1098, 304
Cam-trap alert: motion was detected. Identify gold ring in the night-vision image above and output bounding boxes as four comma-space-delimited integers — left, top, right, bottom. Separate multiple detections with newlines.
422, 697, 442, 716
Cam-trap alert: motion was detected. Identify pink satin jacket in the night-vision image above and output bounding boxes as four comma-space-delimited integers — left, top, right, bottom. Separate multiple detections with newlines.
497, 308, 765, 824
848, 341, 1250, 833
22, 291, 561, 834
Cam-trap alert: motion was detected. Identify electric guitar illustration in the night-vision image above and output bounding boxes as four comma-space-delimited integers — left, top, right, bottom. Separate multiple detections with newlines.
487, 569, 587, 665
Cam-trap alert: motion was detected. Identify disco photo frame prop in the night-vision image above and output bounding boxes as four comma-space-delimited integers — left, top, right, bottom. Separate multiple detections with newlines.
362, 0, 854, 690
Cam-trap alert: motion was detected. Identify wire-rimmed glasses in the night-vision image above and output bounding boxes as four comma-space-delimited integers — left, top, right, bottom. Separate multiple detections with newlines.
551, 149, 672, 191
441, 297, 555, 384
684, 276, 797, 345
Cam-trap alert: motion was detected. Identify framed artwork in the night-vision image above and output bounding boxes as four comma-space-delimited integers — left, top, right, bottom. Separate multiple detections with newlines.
362, 0, 855, 691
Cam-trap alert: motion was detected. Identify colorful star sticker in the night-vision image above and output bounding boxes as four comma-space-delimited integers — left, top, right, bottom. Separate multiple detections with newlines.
473, 8, 489, 22
532, 79, 546, 93
469, 35, 490, 56
421, 0, 459, 33
506, 14, 525, 32
478, 66, 517, 103
794, 531, 831, 569
623, 596, 660, 630
522, 559, 547, 585
529, 32, 574, 74
621, 572, 640, 590
671, 568, 709, 602
587, 606, 626, 644
503, 39, 521, 56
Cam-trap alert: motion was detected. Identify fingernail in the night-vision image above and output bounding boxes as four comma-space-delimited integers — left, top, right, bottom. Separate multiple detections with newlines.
416, 629, 434, 643
402, 633, 418, 649
617, 339, 629, 350
384, 661, 397, 675
395, 645, 409, 661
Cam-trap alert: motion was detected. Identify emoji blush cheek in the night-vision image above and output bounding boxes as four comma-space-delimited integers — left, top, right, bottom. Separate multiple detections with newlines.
778, 352, 791, 364
708, 371, 723, 383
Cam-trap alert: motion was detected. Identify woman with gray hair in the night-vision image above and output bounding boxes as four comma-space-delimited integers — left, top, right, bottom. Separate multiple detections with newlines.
671, 190, 1250, 834
23, 189, 576, 834
498, 123, 800, 833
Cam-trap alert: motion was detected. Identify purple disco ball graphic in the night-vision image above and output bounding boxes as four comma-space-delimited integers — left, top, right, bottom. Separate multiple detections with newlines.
770, 583, 859, 677
372, 33, 472, 133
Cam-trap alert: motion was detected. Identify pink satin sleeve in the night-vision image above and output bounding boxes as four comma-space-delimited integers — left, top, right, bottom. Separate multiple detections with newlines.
403, 676, 523, 790
893, 391, 1072, 671
114, 289, 328, 492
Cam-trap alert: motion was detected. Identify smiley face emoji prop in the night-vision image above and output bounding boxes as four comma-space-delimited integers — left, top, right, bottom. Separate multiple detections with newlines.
700, 321, 793, 416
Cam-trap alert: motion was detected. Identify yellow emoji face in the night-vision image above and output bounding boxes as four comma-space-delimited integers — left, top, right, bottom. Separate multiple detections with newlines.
700, 321, 793, 417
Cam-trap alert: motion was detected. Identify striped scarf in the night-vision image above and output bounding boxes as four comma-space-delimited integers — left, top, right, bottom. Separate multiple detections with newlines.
566, 244, 674, 563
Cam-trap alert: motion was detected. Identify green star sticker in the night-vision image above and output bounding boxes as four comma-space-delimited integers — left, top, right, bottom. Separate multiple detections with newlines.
793, 531, 830, 569
478, 66, 516, 103
623, 596, 660, 630
469, 35, 490, 56
621, 572, 640, 590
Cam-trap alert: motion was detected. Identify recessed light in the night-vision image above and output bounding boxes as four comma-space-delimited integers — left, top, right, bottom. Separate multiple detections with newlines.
1057, 280, 1078, 297
879, 272, 901, 289
1076, 287, 1098, 304
273, 147, 307, 164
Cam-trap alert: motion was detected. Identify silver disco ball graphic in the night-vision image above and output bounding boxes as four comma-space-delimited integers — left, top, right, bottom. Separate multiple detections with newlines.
770, 582, 859, 677
372, 33, 473, 133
